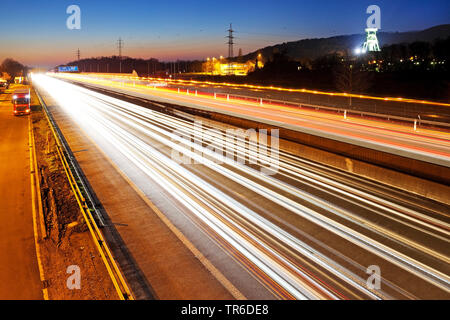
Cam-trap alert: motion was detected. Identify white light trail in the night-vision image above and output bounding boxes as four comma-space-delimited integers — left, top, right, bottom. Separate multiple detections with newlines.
32, 74, 450, 299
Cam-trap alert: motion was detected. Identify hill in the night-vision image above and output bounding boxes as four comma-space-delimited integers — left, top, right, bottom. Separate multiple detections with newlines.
243, 24, 450, 61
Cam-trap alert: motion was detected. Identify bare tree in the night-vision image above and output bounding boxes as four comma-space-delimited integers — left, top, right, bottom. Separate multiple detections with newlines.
334, 60, 373, 107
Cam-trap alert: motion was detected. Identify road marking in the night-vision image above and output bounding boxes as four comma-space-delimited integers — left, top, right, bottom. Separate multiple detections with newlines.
31, 120, 48, 240
61, 113, 247, 300
36, 89, 134, 300
37, 86, 243, 299
119, 167, 247, 300
28, 116, 49, 300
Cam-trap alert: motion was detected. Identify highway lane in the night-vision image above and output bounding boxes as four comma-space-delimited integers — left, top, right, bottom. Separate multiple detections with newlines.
0, 86, 43, 299
53, 73, 450, 168
33, 74, 450, 299
162, 79, 450, 122
58, 73, 450, 121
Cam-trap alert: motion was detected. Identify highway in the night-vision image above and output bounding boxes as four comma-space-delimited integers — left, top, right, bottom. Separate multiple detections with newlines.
54, 73, 450, 168
57, 73, 450, 121
32, 74, 450, 299
153, 77, 450, 122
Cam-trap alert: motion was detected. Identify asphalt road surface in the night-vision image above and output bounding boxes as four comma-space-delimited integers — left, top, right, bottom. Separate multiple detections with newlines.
0, 86, 42, 299
62, 73, 450, 121
164, 79, 450, 122
54, 73, 450, 168
33, 75, 450, 300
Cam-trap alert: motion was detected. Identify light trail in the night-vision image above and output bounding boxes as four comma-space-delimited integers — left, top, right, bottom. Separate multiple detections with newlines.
62, 72, 450, 108
101, 98, 450, 273
52, 73, 450, 168
33, 74, 450, 299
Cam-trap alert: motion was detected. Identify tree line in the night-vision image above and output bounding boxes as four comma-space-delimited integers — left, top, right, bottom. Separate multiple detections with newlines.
0, 58, 28, 80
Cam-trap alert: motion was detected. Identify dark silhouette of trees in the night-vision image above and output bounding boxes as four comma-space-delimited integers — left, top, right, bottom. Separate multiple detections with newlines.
251, 50, 301, 78
62, 56, 204, 76
56, 35, 449, 101
433, 37, 450, 72
409, 41, 432, 60
380, 44, 410, 63
0, 58, 27, 79
334, 61, 373, 106
312, 54, 340, 71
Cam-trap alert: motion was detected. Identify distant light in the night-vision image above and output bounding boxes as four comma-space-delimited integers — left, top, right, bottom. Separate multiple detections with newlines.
354, 48, 366, 55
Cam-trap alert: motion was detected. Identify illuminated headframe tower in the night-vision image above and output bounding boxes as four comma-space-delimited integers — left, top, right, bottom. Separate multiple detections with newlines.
362, 28, 381, 52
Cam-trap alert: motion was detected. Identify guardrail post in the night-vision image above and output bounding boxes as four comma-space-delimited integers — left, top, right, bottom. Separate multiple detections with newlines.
344, 110, 347, 120
414, 119, 417, 131
178, 88, 180, 93
260, 98, 263, 106
195, 90, 197, 96
187, 89, 189, 95
227, 94, 230, 101
214, 92, 216, 99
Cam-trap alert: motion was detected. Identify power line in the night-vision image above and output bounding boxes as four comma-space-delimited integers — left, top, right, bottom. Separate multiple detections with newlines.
226, 23, 234, 59
117, 38, 124, 58
117, 38, 124, 73
237, 31, 304, 38
76, 48, 81, 71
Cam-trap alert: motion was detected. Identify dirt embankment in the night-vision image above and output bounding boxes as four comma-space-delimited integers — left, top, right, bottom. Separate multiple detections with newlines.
31, 95, 118, 300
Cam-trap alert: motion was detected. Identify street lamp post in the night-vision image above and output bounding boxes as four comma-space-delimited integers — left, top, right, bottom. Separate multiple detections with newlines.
349, 64, 353, 108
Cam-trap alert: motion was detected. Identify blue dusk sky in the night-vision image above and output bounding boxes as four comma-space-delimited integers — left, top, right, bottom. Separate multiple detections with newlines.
0, 0, 449, 67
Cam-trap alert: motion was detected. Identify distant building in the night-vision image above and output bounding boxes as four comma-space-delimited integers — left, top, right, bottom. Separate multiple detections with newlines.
219, 62, 250, 76
14, 76, 24, 84
202, 58, 263, 76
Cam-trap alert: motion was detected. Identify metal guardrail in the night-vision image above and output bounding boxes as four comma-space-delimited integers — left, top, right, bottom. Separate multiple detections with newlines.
57, 73, 450, 134
168, 85, 450, 129
34, 87, 134, 300
36, 90, 106, 227
98, 76, 450, 131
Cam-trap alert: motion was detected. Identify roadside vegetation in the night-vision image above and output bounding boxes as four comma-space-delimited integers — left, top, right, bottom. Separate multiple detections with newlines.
30, 91, 117, 300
